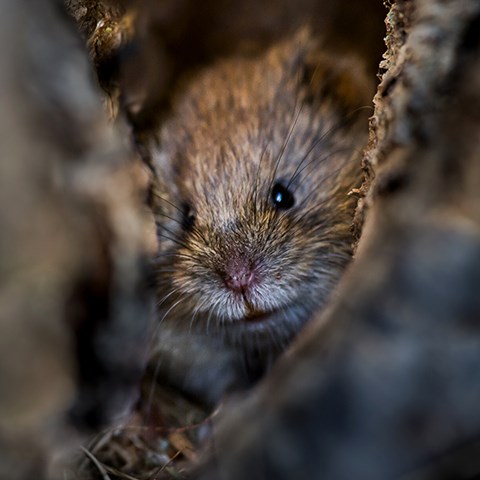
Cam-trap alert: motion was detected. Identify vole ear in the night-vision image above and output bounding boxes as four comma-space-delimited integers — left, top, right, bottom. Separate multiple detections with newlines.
300, 48, 374, 112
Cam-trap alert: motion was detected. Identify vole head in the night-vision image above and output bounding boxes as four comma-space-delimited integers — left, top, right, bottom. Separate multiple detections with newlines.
150, 29, 371, 351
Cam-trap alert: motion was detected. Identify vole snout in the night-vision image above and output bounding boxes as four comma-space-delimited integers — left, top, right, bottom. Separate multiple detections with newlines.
223, 257, 258, 294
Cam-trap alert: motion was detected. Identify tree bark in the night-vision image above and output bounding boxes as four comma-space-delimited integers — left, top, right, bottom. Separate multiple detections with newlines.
0, 1, 151, 479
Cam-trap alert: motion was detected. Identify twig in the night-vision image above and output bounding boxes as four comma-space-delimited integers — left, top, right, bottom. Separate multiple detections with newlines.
81, 446, 112, 480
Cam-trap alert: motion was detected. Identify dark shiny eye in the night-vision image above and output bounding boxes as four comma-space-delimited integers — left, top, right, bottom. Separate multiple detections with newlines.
271, 182, 295, 209
182, 203, 196, 231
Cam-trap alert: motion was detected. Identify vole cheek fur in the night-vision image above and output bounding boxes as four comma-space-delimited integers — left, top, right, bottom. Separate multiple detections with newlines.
149, 29, 372, 404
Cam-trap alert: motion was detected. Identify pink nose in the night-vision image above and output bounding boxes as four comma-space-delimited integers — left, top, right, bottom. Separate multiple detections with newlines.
224, 263, 255, 293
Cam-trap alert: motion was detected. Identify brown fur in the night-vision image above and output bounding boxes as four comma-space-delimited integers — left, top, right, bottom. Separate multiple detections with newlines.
148, 30, 372, 405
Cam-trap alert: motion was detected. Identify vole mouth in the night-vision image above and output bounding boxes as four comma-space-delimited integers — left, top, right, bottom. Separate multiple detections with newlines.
243, 309, 277, 324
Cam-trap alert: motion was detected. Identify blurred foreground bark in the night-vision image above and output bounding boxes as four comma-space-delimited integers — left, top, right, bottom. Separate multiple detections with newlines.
194, 1, 480, 479
0, 1, 152, 479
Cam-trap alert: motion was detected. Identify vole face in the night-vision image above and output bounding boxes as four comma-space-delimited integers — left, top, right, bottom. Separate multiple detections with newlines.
151, 32, 369, 352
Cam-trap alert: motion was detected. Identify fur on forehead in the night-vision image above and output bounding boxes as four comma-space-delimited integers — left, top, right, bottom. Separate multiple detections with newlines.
159, 27, 321, 135
156, 27, 371, 139
151, 25, 371, 203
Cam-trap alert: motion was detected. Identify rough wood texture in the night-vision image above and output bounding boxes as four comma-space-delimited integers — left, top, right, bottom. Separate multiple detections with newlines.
0, 1, 152, 479
193, 1, 480, 479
